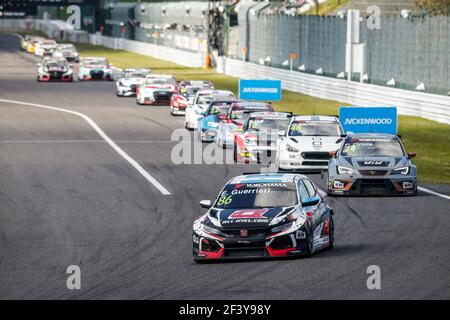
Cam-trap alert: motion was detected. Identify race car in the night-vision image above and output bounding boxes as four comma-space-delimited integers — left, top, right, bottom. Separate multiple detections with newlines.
233, 112, 292, 163
34, 39, 57, 57
37, 57, 74, 82
136, 74, 177, 105
327, 133, 418, 196
197, 100, 238, 142
276, 115, 345, 171
78, 57, 114, 81
115, 68, 151, 97
192, 173, 334, 261
170, 80, 214, 116
52, 43, 80, 62
185, 89, 235, 130
26, 37, 41, 54
20, 35, 32, 51
216, 102, 274, 148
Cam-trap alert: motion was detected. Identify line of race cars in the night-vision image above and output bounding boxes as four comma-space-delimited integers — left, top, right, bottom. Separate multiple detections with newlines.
23, 35, 418, 262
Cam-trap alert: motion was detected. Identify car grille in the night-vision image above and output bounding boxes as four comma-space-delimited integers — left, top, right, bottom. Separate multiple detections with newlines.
359, 170, 388, 176
301, 161, 328, 166
50, 71, 62, 78
130, 85, 137, 92
224, 249, 267, 257
220, 228, 267, 238
301, 151, 330, 160
90, 70, 104, 80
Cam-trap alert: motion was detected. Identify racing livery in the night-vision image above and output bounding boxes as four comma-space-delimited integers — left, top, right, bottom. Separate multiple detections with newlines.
115, 68, 151, 97
170, 80, 214, 115
216, 102, 274, 148
327, 133, 418, 196
136, 74, 177, 105
52, 43, 80, 62
198, 100, 238, 142
37, 57, 73, 82
234, 112, 291, 163
78, 57, 114, 81
185, 89, 235, 129
193, 173, 334, 261
276, 116, 345, 171
26, 37, 41, 54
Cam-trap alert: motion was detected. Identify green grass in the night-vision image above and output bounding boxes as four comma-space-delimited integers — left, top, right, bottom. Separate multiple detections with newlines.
74, 43, 450, 185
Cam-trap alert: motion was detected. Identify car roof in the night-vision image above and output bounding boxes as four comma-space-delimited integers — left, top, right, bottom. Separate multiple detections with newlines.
124, 68, 150, 72
197, 89, 233, 95
292, 115, 339, 122
229, 173, 306, 184
230, 101, 272, 110
145, 74, 174, 79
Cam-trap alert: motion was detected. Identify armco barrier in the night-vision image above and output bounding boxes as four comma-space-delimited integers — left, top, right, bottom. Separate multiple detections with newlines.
217, 57, 450, 125
88, 34, 205, 68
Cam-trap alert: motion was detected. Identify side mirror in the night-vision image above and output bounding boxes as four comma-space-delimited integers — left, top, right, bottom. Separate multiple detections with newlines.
407, 152, 416, 159
329, 150, 337, 158
200, 200, 212, 209
340, 134, 347, 138
302, 196, 320, 207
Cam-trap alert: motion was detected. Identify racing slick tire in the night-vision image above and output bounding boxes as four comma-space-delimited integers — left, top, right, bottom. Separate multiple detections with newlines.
327, 216, 334, 251
305, 239, 313, 258
233, 143, 238, 162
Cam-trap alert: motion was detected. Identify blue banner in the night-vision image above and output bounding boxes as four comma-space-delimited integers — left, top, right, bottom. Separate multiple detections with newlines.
239, 79, 282, 101
339, 106, 398, 134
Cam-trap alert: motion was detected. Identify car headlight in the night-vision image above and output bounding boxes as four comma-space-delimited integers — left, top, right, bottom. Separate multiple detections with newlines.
286, 143, 299, 152
337, 166, 356, 175
207, 122, 218, 128
392, 166, 409, 175
271, 221, 293, 234
201, 223, 222, 236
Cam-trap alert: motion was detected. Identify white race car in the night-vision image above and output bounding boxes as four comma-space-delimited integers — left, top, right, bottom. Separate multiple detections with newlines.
136, 74, 177, 105
116, 68, 151, 97
276, 115, 345, 171
35, 39, 57, 57
78, 57, 114, 81
184, 89, 235, 130
52, 43, 79, 62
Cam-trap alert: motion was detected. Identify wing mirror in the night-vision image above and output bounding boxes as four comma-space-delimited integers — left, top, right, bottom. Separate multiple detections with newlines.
329, 150, 337, 158
407, 152, 416, 159
302, 196, 320, 207
199, 200, 212, 209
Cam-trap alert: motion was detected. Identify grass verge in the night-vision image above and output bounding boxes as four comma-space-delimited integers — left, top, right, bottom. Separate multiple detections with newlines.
40, 42, 450, 184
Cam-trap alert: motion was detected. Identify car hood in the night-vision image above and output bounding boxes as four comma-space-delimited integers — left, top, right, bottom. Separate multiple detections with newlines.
216, 207, 291, 229
288, 136, 342, 151
120, 78, 144, 85
340, 156, 407, 169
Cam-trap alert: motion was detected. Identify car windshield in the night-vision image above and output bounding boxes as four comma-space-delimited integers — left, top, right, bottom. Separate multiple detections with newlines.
207, 103, 232, 115
247, 118, 290, 132
125, 72, 147, 78
181, 86, 201, 95
288, 120, 342, 136
214, 182, 298, 209
197, 93, 233, 105
84, 59, 108, 67
58, 45, 75, 51
45, 61, 67, 68
145, 78, 175, 85
341, 138, 405, 157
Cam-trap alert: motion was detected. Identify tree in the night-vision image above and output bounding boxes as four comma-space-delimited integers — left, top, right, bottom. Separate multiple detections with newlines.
416, 0, 450, 15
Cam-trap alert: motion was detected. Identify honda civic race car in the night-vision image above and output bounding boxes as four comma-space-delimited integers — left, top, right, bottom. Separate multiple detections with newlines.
37, 57, 73, 82
185, 89, 235, 129
136, 74, 177, 105
115, 68, 151, 97
234, 112, 292, 163
193, 173, 334, 261
216, 102, 274, 148
52, 43, 80, 62
198, 100, 238, 142
276, 116, 345, 171
327, 133, 418, 196
170, 80, 214, 115
78, 57, 114, 81
35, 39, 57, 57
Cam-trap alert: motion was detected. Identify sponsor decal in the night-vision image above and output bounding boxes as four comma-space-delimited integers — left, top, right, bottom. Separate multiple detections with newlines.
402, 181, 413, 189
239, 79, 282, 101
339, 106, 397, 134
228, 209, 268, 219
333, 180, 345, 189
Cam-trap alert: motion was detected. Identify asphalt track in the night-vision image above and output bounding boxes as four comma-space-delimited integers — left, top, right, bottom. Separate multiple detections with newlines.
0, 34, 449, 299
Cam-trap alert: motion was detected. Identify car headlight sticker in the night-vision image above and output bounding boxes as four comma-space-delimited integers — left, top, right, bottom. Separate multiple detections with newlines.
393, 166, 409, 175
337, 166, 355, 175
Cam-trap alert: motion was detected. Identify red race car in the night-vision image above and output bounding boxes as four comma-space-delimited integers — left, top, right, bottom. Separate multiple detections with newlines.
170, 80, 213, 115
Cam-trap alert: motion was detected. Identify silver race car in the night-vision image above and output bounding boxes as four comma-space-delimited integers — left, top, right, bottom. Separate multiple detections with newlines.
116, 68, 151, 97
327, 133, 417, 196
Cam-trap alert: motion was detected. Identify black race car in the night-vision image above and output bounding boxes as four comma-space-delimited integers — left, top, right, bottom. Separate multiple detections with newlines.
193, 173, 334, 261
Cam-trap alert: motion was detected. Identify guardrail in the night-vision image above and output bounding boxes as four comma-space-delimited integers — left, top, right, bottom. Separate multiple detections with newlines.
88, 34, 205, 69
217, 57, 450, 125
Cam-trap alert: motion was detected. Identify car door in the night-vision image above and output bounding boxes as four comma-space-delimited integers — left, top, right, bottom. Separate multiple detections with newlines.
301, 179, 323, 229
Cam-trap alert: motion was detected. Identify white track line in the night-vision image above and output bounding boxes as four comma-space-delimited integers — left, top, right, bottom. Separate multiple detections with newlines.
418, 186, 450, 200
0, 98, 171, 195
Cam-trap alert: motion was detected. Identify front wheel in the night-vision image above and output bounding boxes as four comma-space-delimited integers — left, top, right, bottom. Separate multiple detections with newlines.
327, 216, 334, 250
